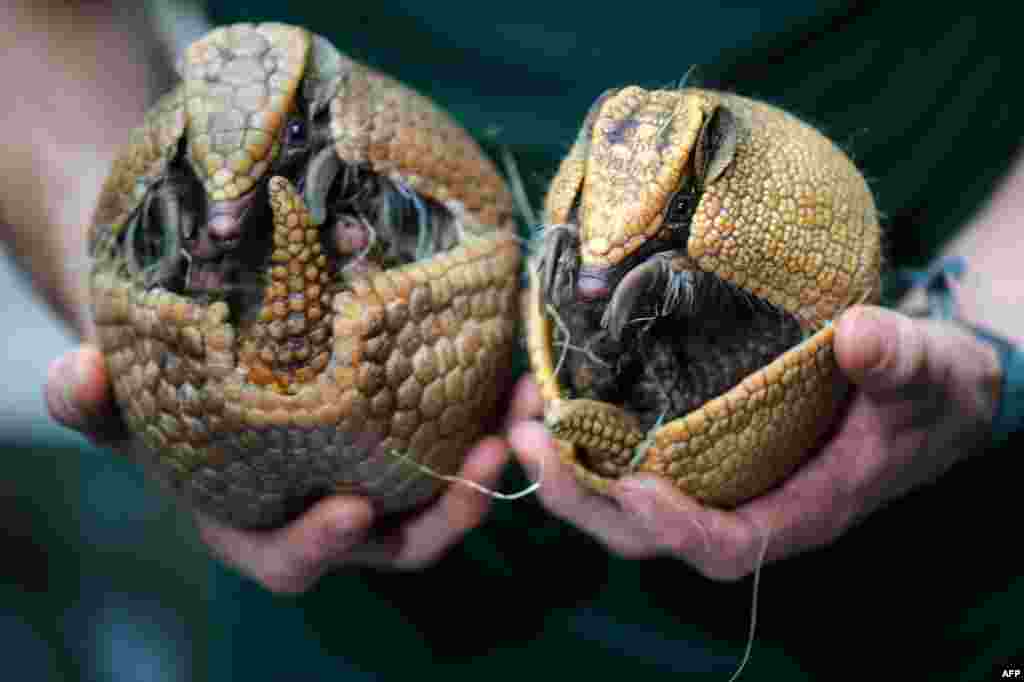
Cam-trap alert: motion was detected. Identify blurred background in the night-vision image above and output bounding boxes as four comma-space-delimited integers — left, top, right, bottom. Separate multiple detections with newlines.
1, 4, 213, 679
0, 243, 211, 681
0, 225, 213, 680
3, 1, 1022, 680
4, 2, 796, 677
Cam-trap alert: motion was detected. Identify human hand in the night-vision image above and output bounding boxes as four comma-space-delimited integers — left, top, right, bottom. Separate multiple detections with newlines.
508, 304, 1002, 580
45, 345, 514, 593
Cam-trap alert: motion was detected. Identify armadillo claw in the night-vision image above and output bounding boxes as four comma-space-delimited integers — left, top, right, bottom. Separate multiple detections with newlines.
538, 223, 579, 308
600, 250, 687, 342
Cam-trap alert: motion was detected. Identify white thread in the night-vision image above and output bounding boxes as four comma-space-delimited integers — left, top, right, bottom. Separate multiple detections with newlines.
726, 517, 770, 682
676, 64, 700, 90
628, 406, 668, 471
546, 302, 575, 380
387, 448, 544, 501
655, 491, 770, 679
500, 145, 539, 229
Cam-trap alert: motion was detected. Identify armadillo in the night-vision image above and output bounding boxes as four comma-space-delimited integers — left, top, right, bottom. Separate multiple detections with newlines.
88, 23, 520, 528
526, 87, 881, 506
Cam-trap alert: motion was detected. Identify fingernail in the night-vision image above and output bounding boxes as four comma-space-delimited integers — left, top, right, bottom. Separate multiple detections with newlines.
72, 350, 91, 393
58, 356, 76, 401
837, 307, 892, 384
48, 354, 82, 426
64, 357, 91, 415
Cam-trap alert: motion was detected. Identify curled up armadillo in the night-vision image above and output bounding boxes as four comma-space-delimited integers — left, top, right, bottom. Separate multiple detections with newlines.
88, 23, 520, 528
525, 87, 882, 506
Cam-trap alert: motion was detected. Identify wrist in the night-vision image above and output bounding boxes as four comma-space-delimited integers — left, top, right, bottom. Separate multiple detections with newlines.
968, 325, 1024, 446
889, 256, 1023, 446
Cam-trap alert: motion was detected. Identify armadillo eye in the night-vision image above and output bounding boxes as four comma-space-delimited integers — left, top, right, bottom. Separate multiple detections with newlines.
285, 118, 307, 147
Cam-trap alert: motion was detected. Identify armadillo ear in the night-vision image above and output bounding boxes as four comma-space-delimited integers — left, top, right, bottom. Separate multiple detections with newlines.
694, 105, 738, 187
303, 33, 353, 116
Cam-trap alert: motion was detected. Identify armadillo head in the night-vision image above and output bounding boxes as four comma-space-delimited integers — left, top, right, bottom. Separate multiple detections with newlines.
176, 24, 310, 285
545, 87, 730, 300
164, 23, 359, 293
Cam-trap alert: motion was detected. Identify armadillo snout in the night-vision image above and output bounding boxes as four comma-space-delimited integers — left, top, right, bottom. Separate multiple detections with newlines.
575, 266, 613, 300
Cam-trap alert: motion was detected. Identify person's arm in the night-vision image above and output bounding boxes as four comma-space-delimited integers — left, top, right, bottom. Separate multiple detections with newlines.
507, 153, 1022, 579
937, 154, 1024, 345
8, 2, 510, 593
0, 0, 163, 337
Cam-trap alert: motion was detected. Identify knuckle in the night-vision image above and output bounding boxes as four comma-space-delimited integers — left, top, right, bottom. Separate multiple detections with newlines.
659, 529, 700, 560
695, 541, 753, 582
693, 525, 757, 583
893, 316, 930, 385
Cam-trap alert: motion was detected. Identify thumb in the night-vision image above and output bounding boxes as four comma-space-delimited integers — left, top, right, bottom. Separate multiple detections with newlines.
44, 345, 129, 444
834, 305, 933, 396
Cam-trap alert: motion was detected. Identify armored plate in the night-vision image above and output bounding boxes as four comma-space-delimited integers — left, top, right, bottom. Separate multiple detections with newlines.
527, 87, 881, 506
89, 23, 519, 528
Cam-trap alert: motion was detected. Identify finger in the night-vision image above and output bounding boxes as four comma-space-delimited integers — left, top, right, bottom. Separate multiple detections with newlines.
44, 345, 130, 444
350, 436, 509, 570
197, 495, 374, 594
836, 305, 1001, 418
615, 475, 765, 580
503, 375, 545, 430
834, 304, 996, 392
508, 420, 660, 558
835, 305, 933, 395
616, 419, 866, 582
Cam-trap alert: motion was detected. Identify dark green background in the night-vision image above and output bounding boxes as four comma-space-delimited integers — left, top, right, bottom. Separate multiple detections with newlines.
5, 2, 1021, 680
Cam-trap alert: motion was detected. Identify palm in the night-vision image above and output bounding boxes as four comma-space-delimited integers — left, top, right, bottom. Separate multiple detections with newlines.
507, 305, 1000, 580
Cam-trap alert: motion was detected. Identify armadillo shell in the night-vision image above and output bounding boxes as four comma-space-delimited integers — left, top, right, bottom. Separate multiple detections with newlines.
524, 268, 849, 507
88, 23, 520, 529
526, 88, 881, 508
92, 232, 520, 528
